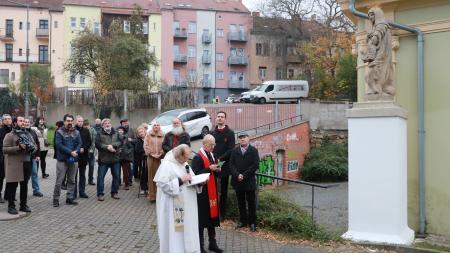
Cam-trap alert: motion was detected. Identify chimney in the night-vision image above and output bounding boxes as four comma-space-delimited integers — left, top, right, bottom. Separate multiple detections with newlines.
252, 12, 260, 17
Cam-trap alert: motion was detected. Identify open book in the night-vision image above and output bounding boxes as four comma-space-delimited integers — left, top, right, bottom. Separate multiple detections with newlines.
187, 173, 210, 186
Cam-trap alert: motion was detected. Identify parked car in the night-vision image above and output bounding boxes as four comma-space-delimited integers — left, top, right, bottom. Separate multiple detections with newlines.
149, 108, 212, 138
225, 94, 240, 103
250, 80, 309, 104
240, 86, 260, 103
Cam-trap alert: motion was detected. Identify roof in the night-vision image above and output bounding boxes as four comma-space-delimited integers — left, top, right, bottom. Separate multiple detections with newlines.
158, 0, 250, 13
251, 16, 323, 40
63, 0, 160, 13
0, 0, 64, 11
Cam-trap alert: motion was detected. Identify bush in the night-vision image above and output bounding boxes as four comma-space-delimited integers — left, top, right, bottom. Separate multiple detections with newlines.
302, 140, 348, 182
226, 189, 332, 241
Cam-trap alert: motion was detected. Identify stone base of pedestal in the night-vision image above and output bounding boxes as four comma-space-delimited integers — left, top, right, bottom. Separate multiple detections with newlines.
343, 101, 414, 245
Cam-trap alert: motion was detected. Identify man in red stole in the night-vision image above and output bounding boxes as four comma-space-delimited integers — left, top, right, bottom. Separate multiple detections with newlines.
192, 134, 223, 253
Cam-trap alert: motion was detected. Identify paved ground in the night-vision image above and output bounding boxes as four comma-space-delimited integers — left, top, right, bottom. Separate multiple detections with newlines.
0, 146, 335, 253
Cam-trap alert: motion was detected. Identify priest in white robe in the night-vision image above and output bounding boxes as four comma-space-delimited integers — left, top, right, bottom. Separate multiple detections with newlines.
154, 144, 201, 253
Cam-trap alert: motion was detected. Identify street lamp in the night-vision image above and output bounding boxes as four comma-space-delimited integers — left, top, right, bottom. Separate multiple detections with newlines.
7, 0, 30, 117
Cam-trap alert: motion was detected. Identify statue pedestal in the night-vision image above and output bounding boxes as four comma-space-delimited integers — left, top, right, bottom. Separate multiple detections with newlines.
343, 101, 414, 245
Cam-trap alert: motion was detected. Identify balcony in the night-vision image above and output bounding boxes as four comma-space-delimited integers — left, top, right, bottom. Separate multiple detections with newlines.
227, 31, 247, 42
174, 53, 187, 64
202, 54, 211, 64
36, 28, 49, 39
0, 53, 46, 63
286, 54, 304, 63
0, 28, 14, 42
174, 28, 187, 39
202, 32, 211, 44
201, 79, 212, 88
228, 55, 248, 66
228, 79, 249, 89
175, 80, 188, 87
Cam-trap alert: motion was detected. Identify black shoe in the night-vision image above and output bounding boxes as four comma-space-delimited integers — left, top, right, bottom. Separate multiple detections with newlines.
209, 243, 224, 253
66, 198, 78, 205
19, 205, 31, 213
53, 200, 59, 207
235, 223, 247, 229
0, 197, 5, 203
33, 192, 44, 197
43, 173, 49, 178
250, 224, 257, 232
88, 181, 96, 185
79, 193, 89, 199
8, 206, 18, 215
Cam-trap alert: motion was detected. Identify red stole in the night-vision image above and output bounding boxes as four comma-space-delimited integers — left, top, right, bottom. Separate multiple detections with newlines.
199, 148, 219, 219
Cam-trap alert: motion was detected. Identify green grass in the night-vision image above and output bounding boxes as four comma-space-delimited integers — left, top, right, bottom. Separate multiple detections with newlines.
415, 242, 450, 252
47, 128, 55, 147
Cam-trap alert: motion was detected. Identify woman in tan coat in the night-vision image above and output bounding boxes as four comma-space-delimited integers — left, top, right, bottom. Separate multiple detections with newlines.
144, 122, 164, 202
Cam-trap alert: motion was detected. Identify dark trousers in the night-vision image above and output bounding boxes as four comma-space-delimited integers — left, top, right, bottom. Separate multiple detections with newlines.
139, 158, 148, 191
38, 150, 48, 175
121, 160, 131, 187
199, 226, 217, 247
236, 190, 256, 226
74, 164, 87, 198
4, 161, 32, 208
0, 156, 4, 196
219, 175, 230, 217
88, 152, 95, 183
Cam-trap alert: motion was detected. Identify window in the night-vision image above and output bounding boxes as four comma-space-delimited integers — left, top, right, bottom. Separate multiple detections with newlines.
256, 43, 262, 56
265, 84, 274, 92
39, 45, 48, 63
69, 72, 76, 83
188, 69, 196, 82
153, 22, 156, 32
230, 48, 237, 56
216, 53, 224, 61
275, 43, 282, 56
188, 46, 196, 58
152, 71, 156, 81
188, 22, 196, 33
5, 44, 13, 61
173, 69, 180, 81
79, 18, 86, 29
19, 22, 23, 30
6, 20, 13, 36
39, 20, 49, 29
276, 67, 284, 79
0, 69, 9, 84
11, 72, 15, 81
217, 71, 224, 80
79, 74, 85, 84
288, 69, 294, 78
54, 21, 58, 28
70, 17, 76, 29
237, 48, 244, 56
216, 29, 224, 37
258, 67, 267, 80
263, 42, 270, 56
173, 21, 180, 33
123, 20, 130, 33
94, 22, 100, 35
143, 22, 148, 34
19, 48, 22, 56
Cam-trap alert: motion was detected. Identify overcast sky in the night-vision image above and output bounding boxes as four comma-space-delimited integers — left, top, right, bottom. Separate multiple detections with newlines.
242, 0, 259, 11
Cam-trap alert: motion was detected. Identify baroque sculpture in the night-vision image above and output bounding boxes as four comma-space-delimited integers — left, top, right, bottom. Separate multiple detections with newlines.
361, 7, 395, 101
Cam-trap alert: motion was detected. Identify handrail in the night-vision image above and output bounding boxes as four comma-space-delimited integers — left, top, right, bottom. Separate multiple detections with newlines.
235, 114, 303, 138
256, 172, 339, 223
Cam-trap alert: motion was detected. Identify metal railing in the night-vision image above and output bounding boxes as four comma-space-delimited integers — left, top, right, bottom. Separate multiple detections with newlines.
227, 31, 247, 42
0, 28, 14, 39
202, 32, 211, 44
36, 28, 49, 37
202, 54, 211, 64
173, 28, 187, 38
255, 173, 339, 222
201, 79, 211, 88
228, 55, 248, 65
173, 54, 187, 63
235, 114, 303, 139
228, 79, 249, 89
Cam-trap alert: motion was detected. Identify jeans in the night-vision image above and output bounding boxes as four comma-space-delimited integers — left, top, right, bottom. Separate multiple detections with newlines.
31, 159, 40, 194
74, 164, 87, 198
53, 161, 77, 200
97, 162, 120, 197
88, 152, 95, 183
132, 162, 139, 179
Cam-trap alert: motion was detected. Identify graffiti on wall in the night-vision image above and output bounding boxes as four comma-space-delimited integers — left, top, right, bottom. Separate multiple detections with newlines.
257, 155, 275, 185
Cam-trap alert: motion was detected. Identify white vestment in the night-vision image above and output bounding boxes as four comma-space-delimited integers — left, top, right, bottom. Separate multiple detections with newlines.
154, 150, 200, 253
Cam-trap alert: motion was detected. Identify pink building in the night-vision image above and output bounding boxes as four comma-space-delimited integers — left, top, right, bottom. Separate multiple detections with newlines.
159, 0, 251, 103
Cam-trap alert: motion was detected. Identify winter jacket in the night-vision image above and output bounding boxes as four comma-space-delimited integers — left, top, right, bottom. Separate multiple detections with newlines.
161, 131, 190, 153
144, 129, 164, 158
211, 125, 235, 176
55, 126, 82, 163
95, 128, 121, 164
229, 145, 260, 191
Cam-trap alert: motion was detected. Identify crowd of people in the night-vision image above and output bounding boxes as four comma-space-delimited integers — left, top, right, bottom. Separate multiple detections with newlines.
0, 111, 260, 253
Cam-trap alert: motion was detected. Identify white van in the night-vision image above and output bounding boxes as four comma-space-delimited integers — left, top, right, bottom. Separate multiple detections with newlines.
250, 80, 309, 104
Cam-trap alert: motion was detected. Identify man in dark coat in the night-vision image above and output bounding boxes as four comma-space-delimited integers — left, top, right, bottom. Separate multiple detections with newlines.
0, 114, 12, 203
211, 111, 235, 220
162, 117, 190, 153
192, 134, 223, 253
229, 132, 260, 232
74, 115, 91, 199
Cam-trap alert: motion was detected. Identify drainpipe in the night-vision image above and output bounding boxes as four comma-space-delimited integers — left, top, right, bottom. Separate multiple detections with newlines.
348, 0, 426, 235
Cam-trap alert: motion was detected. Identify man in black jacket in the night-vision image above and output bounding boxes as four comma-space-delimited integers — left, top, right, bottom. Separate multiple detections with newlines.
211, 111, 235, 220
74, 115, 91, 199
0, 114, 12, 203
229, 132, 260, 232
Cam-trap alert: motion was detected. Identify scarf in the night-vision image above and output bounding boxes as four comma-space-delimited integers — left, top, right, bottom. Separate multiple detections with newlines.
198, 148, 219, 219
12, 127, 36, 153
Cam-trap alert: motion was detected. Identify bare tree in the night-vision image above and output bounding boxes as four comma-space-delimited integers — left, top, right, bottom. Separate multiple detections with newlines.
315, 0, 355, 32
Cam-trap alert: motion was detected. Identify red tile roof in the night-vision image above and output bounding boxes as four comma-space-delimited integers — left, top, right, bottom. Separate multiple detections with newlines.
159, 0, 249, 13
63, 0, 160, 13
0, 0, 64, 11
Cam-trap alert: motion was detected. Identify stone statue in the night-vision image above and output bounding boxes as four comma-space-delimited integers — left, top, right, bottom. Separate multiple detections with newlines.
361, 7, 395, 101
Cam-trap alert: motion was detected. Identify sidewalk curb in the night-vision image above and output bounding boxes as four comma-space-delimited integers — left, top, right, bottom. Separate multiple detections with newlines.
358, 243, 442, 253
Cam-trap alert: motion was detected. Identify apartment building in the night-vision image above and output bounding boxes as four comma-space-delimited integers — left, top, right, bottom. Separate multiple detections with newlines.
159, 0, 251, 103
0, 0, 63, 88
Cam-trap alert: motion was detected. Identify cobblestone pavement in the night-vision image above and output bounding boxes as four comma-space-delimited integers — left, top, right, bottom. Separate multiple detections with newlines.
0, 152, 333, 253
